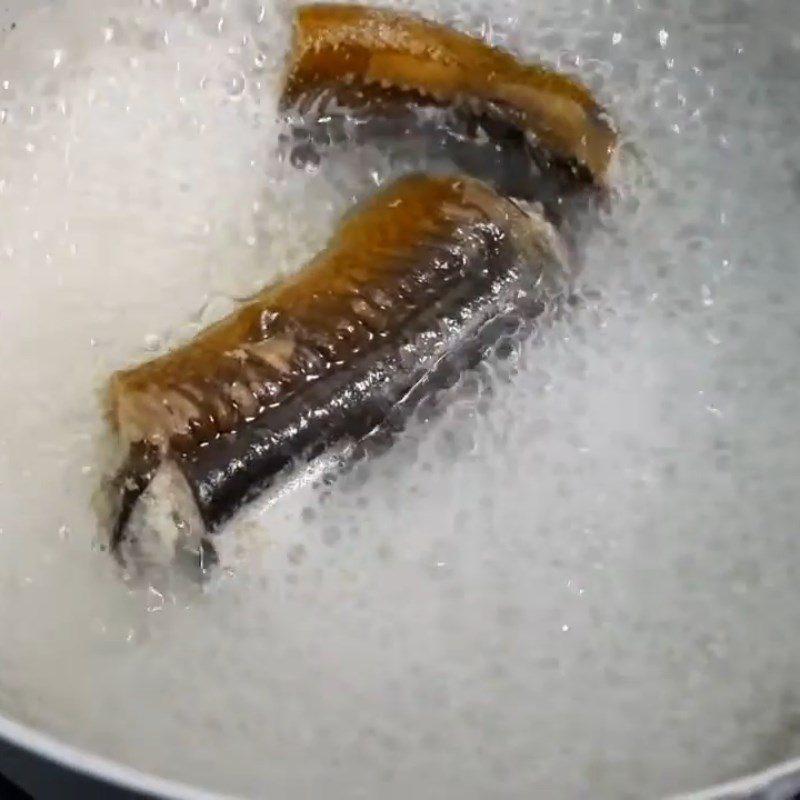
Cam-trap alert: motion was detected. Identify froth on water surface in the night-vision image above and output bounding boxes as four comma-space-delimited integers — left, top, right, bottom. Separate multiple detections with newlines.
1, 0, 800, 798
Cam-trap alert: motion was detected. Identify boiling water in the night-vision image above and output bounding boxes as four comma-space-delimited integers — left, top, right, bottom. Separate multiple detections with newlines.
1, 0, 799, 797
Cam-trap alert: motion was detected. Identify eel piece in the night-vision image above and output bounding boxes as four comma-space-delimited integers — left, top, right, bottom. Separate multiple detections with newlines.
280, 3, 617, 201
105, 173, 572, 573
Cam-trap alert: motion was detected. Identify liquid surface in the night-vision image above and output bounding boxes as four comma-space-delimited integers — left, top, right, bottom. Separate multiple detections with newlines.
0, 1, 799, 798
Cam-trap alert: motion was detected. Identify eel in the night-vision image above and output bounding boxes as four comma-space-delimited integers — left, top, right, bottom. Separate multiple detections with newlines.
105, 173, 572, 573
280, 3, 617, 210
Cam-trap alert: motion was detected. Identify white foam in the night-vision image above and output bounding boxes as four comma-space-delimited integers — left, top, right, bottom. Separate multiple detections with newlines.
0, 0, 799, 797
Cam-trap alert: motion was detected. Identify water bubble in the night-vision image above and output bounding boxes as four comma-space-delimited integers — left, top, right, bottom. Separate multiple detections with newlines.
146, 586, 166, 613
290, 142, 321, 173
226, 71, 245, 98
253, 49, 268, 71
144, 334, 162, 352
0, 2, 799, 799
321, 525, 341, 547
287, 543, 306, 565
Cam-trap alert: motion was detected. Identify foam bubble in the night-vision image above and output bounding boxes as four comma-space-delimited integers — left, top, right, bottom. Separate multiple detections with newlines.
0, 0, 799, 798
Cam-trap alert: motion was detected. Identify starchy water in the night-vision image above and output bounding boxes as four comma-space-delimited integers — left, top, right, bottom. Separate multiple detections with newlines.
0, 1, 799, 798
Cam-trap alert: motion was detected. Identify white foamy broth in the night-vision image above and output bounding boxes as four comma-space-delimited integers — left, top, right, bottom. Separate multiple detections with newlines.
1, 0, 799, 797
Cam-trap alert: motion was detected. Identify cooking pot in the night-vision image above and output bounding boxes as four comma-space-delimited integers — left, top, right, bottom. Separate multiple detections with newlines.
1, 1, 799, 798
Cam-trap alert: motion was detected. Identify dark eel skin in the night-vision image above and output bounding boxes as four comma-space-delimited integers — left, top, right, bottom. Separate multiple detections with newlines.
106, 174, 572, 571
280, 3, 617, 218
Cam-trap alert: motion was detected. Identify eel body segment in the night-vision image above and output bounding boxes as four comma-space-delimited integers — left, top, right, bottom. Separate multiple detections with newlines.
107, 174, 571, 571
281, 4, 617, 197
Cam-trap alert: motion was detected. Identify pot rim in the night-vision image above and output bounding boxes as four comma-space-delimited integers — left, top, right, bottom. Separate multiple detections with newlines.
2, 709, 800, 799
0, 712, 234, 800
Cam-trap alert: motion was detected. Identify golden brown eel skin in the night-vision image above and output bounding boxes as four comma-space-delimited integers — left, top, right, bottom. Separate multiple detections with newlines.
107, 174, 571, 566
281, 3, 617, 194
